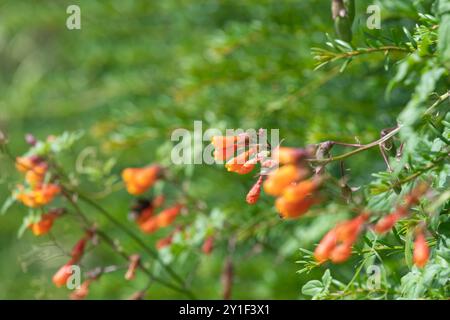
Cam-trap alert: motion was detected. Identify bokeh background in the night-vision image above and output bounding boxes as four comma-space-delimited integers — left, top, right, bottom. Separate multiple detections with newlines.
0, 0, 426, 299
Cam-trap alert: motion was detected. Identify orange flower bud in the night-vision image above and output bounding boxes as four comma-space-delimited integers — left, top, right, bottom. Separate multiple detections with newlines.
330, 244, 352, 264
225, 149, 256, 174
15, 157, 34, 173
211, 135, 248, 149
70, 280, 92, 300
235, 161, 256, 175
211, 136, 238, 149
71, 237, 88, 263
413, 232, 429, 268
314, 213, 368, 264
125, 254, 141, 280
122, 165, 161, 195
263, 165, 308, 196
282, 179, 319, 203
374, 211, 403, 234
214, 146, 238, 161
246, 176, 263, 205
275, 196, 316, 219
202, 235, 214, 255
156, 234, 173, 250
28, 211, 61, 236
16, 183, 61, 208
404, 182, 429, 207
52, 261, 74, 288
272, 147, 309, 164
135, 166, 160, 189
25, 163, 48, 187
139, 217, 159, 234
136, 206, 154, 225
156, 204, 182, 228
314, 231, 337, 263
334, 213, 369, 244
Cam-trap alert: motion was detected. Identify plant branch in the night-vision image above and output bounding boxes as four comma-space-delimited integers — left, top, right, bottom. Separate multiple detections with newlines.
308, 126, 402, 164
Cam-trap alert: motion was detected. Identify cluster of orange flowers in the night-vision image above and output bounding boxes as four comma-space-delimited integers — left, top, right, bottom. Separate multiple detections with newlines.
15, 156, 60, 208
373, 183, 430, 268
373, 183, 429, 234
129, 197, 183, 235
212, 135, 321, 219
14, 154, 64, 236
263, 147, 321, 219
122, 164, 184, 249
122, 165, 161, 195
313, 183, 431, 267
314, 213, 369, 263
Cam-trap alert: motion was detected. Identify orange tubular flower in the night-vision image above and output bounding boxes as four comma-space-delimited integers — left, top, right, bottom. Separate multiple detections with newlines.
282, 179, 320, 203
28, 211, 61, 236
246, 176, 263, 205
373, 183, 429, 235
314, 213, 369, 264
329, 243, 353, 264
156, 234, 173, 250
139, 217, 159, 234
314, 230, 338, 263
52, 260, 74, 288
211, 135, 248, 149
211, 135, 249, 162
374, 210, 404, 234
122, 165, 161, 195
15, 156, 35, 173
413, 232, 429, 268
16, 183, 61, 208
275, 196, 317, 219
156, 204, 183, 228
263, 165, 309, 196
25, 163, 48, 187
136, 206, 154, 225
225, 148, 256, 174
70, 280, 92, 300
71, 237, 88, 263
16, 156, 48, 187
272, 147, 309, 165
202, 235, 214, 255
404, 182, 429, 207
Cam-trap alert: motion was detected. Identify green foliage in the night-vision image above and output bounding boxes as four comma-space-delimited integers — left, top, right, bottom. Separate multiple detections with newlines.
0, 0, 448, 300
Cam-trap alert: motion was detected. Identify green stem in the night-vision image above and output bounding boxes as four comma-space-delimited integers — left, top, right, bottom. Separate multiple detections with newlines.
424, 90, 450, 115
336, 46, 410, 59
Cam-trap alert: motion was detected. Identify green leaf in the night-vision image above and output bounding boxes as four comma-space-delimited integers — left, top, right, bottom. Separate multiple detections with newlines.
321, 269, 332, 288
1, 195, 15, 215
301, 280, 323, 297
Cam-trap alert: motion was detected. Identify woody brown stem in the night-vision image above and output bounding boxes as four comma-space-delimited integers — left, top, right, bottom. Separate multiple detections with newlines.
309, 126, 402, 164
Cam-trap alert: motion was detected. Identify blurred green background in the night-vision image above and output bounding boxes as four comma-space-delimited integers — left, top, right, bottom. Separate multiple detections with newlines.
0, 0, 426, 299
